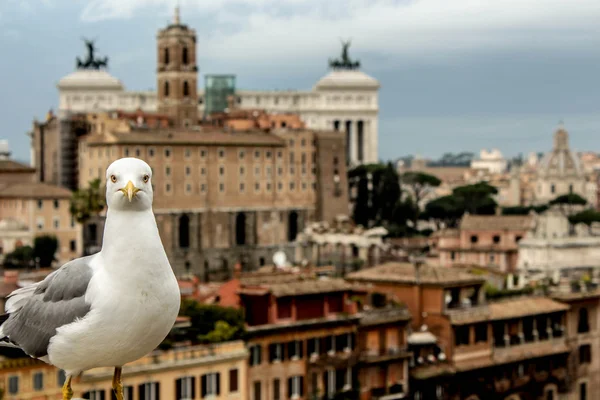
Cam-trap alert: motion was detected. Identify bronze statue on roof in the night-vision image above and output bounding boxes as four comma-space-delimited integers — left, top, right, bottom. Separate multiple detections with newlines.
76, 38, 109, 70
329, 39, 360, 70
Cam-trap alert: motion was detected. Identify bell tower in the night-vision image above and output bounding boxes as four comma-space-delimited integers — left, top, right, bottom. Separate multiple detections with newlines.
156, 6, 198, 128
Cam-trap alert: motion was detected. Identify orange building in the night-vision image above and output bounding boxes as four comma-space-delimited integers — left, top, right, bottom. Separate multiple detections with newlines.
437, 215, 534, 272
346, 262, 580, 399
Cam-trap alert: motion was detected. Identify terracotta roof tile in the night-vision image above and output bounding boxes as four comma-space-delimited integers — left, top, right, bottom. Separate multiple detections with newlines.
346, 262, 485, 286
0, 182, 72, 199
240, 277, 356, 297
460, 215, 534, 231
0, 160, 35, 173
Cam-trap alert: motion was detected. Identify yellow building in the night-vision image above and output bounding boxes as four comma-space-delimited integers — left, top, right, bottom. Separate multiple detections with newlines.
0, 341, 247, 400
0, 181, 81, 265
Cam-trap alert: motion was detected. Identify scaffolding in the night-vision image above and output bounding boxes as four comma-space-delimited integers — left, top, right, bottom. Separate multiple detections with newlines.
204, 74, 236, 117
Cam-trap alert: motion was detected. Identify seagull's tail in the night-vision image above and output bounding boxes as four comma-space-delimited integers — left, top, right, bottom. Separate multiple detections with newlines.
0, 313, 19, 349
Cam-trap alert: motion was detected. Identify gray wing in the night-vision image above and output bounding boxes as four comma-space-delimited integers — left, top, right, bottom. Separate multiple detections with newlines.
0, 255, 94, 358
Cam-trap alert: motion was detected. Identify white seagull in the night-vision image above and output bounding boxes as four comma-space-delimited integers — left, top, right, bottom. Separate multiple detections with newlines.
0, 158, 181, 400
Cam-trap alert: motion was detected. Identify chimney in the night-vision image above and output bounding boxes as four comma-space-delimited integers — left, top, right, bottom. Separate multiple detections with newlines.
3, 270, 19, 285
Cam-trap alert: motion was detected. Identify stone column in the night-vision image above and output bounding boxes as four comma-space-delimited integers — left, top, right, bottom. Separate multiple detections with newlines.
503, 323, 510, 347
352, 120, 359, 163
532, 319, 539, 341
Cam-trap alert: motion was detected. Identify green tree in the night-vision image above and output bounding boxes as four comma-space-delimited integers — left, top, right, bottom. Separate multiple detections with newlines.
452, 182, 498, 214
33, 235, 58, 267
568, 209, 600, 234
198, 320, 239, 344
502, 205, 549, 215
401, 172, 441, 207
349, 163, 401, 228
179, 300, 246, 343
549, 193, 587, 207
3, 245, 34, 269
422, 195, 464, 228
69, 178, 106, 224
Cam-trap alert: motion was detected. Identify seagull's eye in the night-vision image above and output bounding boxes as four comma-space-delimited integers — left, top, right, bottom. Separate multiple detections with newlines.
142, 174, 150, 183
110, 175, 117, 183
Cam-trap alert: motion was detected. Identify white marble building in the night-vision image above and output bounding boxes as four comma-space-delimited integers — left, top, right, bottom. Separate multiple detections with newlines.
517, 208, 600, 280
470, 148, 507, 174
56, 61, 380, 165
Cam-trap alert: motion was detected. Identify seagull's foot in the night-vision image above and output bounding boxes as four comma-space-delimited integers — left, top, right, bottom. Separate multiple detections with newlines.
62, 376, 73, 400
112, 366, 124, 400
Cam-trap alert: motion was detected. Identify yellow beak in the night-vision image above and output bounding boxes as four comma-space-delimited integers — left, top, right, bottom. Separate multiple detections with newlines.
120, 181, 140, 202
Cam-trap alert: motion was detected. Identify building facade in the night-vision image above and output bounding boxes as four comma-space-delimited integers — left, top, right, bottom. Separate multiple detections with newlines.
77, 110, 348, 277
438, 215, 534, 273
0, 341, 247, 400
0, 181, 81, 265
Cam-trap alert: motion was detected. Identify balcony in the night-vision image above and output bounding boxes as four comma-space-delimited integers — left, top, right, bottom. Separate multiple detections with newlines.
492, 338, 568, 365
360, 347, 411, 364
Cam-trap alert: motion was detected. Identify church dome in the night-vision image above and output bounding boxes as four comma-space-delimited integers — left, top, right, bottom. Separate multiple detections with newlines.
314, 70, 379, 90
57, 70, 124, 91
538, 125, 582, 178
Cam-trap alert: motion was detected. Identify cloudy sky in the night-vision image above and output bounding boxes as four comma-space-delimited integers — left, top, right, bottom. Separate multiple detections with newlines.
1, 0, 600, 163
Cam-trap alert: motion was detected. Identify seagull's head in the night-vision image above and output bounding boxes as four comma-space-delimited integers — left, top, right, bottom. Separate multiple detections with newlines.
105, 157, 154, 211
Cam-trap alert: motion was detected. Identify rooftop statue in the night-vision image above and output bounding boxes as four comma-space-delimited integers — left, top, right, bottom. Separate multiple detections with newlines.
329, 39, 361, 70
76, 37, 109, 70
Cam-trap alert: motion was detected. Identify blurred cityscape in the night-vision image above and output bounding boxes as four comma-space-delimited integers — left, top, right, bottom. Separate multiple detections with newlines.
1, 5, 600, 400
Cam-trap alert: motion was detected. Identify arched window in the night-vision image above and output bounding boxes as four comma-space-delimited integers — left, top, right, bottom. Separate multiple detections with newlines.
183, 81, 190, 97
164, 48, 170, 64
164, 81, 170, 97
178, 214, 190, 248
288, 211, 298, 242
235, 213, 246, 246
578, 307, 590, 333
182, 47, 188, 65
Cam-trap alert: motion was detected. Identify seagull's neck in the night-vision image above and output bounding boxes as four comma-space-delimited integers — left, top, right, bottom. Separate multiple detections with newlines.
100, 208, 168, 274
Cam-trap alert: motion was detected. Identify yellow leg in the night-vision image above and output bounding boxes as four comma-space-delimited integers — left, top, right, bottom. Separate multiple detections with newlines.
112, 367, 124, 400
62, 375, 73, 400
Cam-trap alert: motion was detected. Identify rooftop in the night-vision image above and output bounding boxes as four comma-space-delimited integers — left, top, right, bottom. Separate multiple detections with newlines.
240, 277, 358, 297
346, 262, 485, 287
449, 296, 569, 325
0, 182, 72, 199
57, 69, 124, 91
0, 160, 35, 173
85, 129, 287, 147
460, 214, 534, 231
315, 69, 379, 90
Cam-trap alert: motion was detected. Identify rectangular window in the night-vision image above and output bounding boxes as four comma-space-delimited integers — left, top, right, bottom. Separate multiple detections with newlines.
53, 217, 60, 229
201, 373, 220, 398
580, 382, 587, 400
8, 376, 18, 395
273, 379, 280, 400
475, 323, 488, 343
287, 376, 303, 399
219, 183, 224, 192
53, 199, 60, 209
176, 376, 196, 400
185, 148, 191, 158
307, 337, 320, 357
37, 199, 43, 209
253, 381, 261, 400
288, 340, 303, 360
580, 344, 592, 364
249, 344, 262, 366
455, 326, 470, 346
218, 149, 225, 158
269, 343, 284, 363
138, 382, 159, 400
229, 369, 238, 393
185, 166, 191, 176
70, 240, 76, 252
